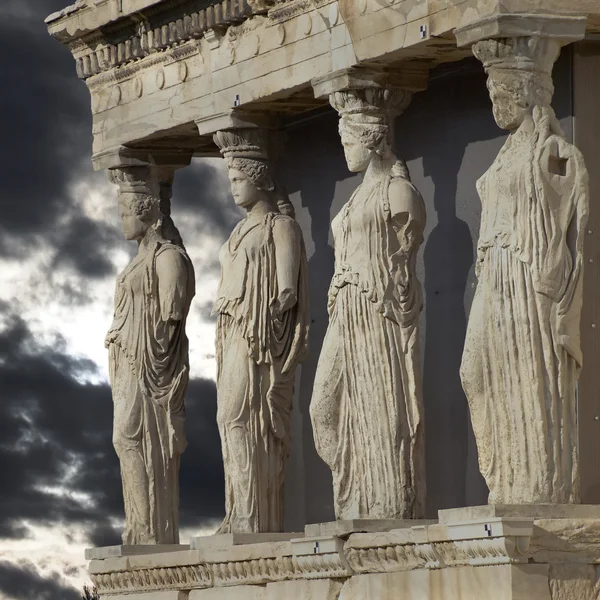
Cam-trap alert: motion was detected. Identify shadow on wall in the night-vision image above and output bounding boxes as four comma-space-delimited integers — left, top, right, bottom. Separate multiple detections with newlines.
398, 60, 496, 515
280, 110, 360, 525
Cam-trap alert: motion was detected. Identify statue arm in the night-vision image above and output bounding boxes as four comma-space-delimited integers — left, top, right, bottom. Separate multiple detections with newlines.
156, 249, 191, 322
272, 218, 301, 317
388, 179, 426, 253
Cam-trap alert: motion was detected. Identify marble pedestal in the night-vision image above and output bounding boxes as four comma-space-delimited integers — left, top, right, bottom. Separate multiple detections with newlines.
88, 508, 600, 599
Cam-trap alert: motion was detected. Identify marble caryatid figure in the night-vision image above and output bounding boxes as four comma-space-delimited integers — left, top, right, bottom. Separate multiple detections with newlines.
460, 37, 589, 504
311, 87, 426, 520
213, 128, 309, 533
106, 166, 195, 544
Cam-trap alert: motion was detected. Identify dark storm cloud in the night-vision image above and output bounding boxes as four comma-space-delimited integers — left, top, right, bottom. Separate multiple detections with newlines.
50, 214, 124, 280
0, 0, 128, 283
0, 560, 81, 600
0, 312, 119, 540
0, 0, 92, 237
0, 309, 224, 545
0, 1, 239, 282
195, 300, 218, 322
174, 159, 242, 236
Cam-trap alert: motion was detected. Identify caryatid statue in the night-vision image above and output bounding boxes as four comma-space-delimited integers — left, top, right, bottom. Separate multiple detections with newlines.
106, 165, 195, 544
310, 87, 427, 520
460, 37, 589, 504
213, 128, 309, 533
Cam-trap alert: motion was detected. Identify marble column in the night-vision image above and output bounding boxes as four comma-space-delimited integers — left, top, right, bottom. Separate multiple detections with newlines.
311, 70, 429, 520
210, 124, 310, 533
105, 152, 195, 544
455, 20, 590, 505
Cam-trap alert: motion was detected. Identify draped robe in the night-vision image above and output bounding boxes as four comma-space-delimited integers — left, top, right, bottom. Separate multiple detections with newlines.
311, 174, 425, 519
106, 240, 195, 544
214, 212, 309, 533
460, 107, 589, 504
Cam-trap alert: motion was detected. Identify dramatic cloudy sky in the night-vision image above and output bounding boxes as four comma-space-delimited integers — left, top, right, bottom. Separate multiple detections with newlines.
0, 2, 241, 597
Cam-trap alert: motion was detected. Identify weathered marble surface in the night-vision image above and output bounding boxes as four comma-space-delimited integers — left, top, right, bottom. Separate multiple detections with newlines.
107, 593, 187, 600
212, 127, 309, 533
189, 580, 343, 600
90, 512, 600, 599
191, 533, 303, 550
460, 36, 589, 505
439, 504, 600, 523
46, 0, 600, 162
106, 165, 195, 545
310, 85, 426, 520
305, 519, 435, 538
338, 565, 553, 600
85, 545, 188, 560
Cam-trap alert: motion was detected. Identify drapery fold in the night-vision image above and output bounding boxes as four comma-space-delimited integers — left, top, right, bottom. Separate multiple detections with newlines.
107, 242, 194, 544
312, 175, 425, 519
461, 106, 589, 504
214, 213, 309, 532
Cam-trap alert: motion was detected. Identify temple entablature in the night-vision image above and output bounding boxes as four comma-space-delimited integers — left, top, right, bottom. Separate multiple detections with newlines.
46, 0, 600, 161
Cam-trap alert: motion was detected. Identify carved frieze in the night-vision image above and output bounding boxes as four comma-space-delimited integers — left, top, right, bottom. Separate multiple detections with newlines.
435, 538, 530, 567
92, 564, 212, 595
295, 552, 352, 579
267, 0, 334, 24
345, 544, 429, 574
212, 556, 298, 587
92, 554, 342, 595
344, 536, 530, 575
67, 0, 251, 81
91, 536, 533, 595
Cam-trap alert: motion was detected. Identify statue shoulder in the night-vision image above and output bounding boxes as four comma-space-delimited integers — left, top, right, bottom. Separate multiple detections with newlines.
388, 177, 426, 224
271, 214, 302, 242
155, 244, 192, 277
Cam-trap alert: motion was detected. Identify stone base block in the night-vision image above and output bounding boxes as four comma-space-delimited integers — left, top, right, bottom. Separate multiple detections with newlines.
339, 565, 552, 600
189, 585, 265, 600
85, 545, 189, 560
189, 580, 344, 600
266, 579, 344, 600
305, 519, 435, 537
89, 511, 600, 600
549, 564, 600, 600
191, 532, 303, 551
439, 504, 600, 523
106, 593, 188, 600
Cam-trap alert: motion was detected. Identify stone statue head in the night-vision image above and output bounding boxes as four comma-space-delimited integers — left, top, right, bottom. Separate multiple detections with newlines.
109, 166, 184, 245
226, 158, 274, 209
330, 87, 412, 173
473, 37, 560, 132
214, 128, 295, 217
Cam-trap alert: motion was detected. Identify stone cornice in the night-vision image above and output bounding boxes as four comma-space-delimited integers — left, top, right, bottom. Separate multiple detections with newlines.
454, 13, 588, 47
195, 110, 283, 136
47, 0, 600, 156
48, 0, 253, 80
92, 145, 194, 170
312, 66, 430, 98
267, 0, 329, 24
86, 38, 202, 89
